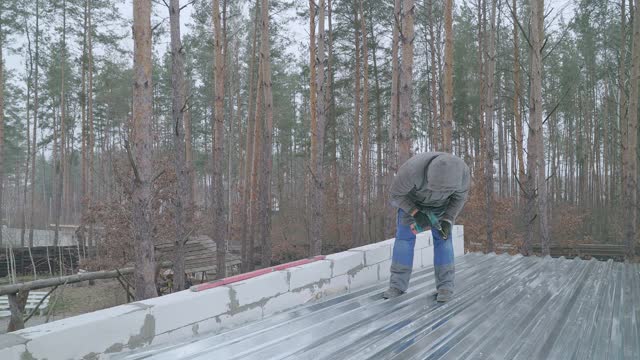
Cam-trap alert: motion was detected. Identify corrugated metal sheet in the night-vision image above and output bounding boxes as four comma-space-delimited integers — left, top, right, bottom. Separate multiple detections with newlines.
119, 253, 640, 359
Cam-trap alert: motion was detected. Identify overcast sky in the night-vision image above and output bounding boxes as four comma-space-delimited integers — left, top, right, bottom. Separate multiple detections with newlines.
5, 0, 576, 79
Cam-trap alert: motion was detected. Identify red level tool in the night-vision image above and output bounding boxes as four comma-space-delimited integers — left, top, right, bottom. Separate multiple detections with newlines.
190, 255, 326, 292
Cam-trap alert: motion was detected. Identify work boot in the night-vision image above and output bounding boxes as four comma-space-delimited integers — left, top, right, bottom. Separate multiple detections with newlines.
436, 289, 453, 303
382, 287, 405, 299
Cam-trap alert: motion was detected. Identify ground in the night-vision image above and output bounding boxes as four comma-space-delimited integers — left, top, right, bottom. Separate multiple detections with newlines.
0, 278, 128, 334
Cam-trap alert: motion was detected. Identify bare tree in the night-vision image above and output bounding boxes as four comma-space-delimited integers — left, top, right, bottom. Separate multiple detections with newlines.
81, 0, 88, 247
427, 0, 439, 151
29, 0, 40, 247
54, 0, 67, 247
442, 0, 453, 152
258, 0, 275, 266
359, 0, 370, 242
398, 0, 415, 165
212, 0, 228, 278
0, 7, 4, 245
88, 0, 95, 248
529, 0, 550, 255
351, 4, 362, 245
513, 0, 525, 204
625, 0, 640, 257
310, 0, 327, 256
249, 57, 264, 271
168, 0, 190, 291
385, 0, 401, 237
241, 0, 260, 272
484, 0, 497, 252
131, 0, 158, 300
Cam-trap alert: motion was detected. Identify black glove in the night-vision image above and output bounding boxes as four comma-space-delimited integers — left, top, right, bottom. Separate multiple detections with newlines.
439, 219, 452, 240
412, 211, 432, 230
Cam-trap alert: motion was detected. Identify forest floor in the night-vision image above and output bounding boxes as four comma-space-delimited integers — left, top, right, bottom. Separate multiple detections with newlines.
0, 278, 128, 334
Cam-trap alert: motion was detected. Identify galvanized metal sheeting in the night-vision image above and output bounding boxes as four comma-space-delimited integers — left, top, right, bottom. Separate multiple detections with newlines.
119, 253, 640, 359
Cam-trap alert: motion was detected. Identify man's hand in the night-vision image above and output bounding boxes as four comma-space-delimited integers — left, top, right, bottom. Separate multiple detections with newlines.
439, 219, 452, 240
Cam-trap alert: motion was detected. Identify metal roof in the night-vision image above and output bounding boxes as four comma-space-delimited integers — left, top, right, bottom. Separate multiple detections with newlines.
117, 253, 640, 359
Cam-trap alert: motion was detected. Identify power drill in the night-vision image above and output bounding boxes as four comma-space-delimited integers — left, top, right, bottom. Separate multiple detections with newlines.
413, 211, 442, 234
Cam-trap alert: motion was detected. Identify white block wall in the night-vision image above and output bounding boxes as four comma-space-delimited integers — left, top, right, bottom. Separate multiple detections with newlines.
0, 226, 464, 360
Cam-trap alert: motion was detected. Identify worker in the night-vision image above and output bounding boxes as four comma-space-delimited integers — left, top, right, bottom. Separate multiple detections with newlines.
382, 152, 470, 302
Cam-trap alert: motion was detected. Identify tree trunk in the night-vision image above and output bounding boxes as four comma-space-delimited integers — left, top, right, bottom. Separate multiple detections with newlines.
620, 0, 628, 219
0, 12, 4, 244
81, 0, 88, 248
259, 0, 274, 267
21, 24, 33, 247
131, 0, 158, 300
351, 5, 362, 246
398, 0, 415, 165
310, 0, 326, 256
370, 19, 384, 240
29, 0, 40, 247
530, 0, 550, 255
169, 0, 190, 291
484, 0, 497, 252
426, 0, 439, 152
309, 0, 319, 254
54, 1, 67, 248
212, 0, 227, 279
512, 0, 528, 254
625, 0, 640, 257
327, 0, 340, 245
249, 61, 264, 271
442, 0, 453, 152
359, 0, 370, 243
88, 0, 95, 249
477, 0, 486, 176
385, 0, 401, 238
241, 0, 260, 272
184, 79, 194, 209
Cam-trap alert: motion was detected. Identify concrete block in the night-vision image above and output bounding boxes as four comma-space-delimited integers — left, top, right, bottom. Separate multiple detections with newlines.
350, 242, 391, 266
0, 343, 26, 360
230, 271, 289, 307
322, 274, 349, 298
378, 259, 392, 281
415, 232, 431, 249
145, 286, 231, 334
453, 228, 464, 257
378, 238, 396, 247
150, 323, 197, 347
191, 316, 224, 336
326, 251, 364, 277
17, 303, 152, 360
287, 260, 332, 290
217, 307, 263, 331
422, 246, 434, 267
263, 287, 318, 317
413, 248, 423, 269
348, 265, 379, 290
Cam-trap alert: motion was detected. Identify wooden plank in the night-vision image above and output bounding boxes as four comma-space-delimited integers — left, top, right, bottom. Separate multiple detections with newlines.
0, 261, 172, 296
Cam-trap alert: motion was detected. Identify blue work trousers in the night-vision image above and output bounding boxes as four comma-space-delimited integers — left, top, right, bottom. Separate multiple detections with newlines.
389, 209, 455, 292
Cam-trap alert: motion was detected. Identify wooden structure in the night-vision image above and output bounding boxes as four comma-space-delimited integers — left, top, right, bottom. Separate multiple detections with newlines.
155, 236, 241, 280
469, 242, 633, 262
0, 246, 85, 277
0, 291, 50, 317
531, 243, 631, 261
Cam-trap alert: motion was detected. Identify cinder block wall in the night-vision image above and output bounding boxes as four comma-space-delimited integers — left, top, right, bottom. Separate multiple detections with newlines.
0, 226, 464, 360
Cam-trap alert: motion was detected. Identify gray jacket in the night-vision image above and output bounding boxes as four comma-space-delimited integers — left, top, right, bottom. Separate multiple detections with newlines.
390, 152, 470, 223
